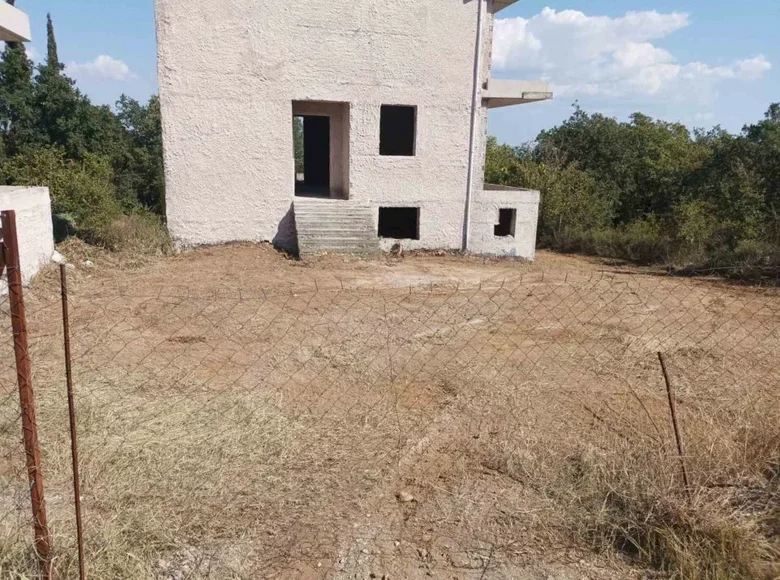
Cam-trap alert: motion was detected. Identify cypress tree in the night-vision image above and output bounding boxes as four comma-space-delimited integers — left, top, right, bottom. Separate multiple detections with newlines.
35, 13, 88, 156
45, 13, 63, 72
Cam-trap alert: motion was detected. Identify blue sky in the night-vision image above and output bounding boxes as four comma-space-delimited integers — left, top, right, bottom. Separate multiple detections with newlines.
12, 0, 780, 145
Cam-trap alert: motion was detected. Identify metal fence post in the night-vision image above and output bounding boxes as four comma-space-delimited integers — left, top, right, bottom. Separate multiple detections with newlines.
60, 264, 86, 580
658, 352, 691, 499
0, 210, 53, 579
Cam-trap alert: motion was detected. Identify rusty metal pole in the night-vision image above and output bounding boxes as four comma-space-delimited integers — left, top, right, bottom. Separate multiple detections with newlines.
658, 352, 691, 499
60, 264, 86, 580
1, 210, 52, 578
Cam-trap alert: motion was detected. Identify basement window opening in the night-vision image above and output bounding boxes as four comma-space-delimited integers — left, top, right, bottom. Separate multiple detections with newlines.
379, 207, 420, 240
380, 105, 416, 156
494, 208, 516, 237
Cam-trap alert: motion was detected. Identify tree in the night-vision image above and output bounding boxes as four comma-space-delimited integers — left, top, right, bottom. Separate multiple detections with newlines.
45, 11, 61, 69
0, 3, 37, 157
765, 103, 780, 122
115, 95, 165, 212
33, 13, 93, 157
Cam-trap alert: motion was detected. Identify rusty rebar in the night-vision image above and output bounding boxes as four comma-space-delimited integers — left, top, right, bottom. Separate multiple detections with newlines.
1, 210, 52, 579
658, 352, 691, 498
60, 264, 86, 580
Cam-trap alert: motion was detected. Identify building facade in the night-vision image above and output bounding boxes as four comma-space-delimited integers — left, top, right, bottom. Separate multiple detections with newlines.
155, 0, 551, 258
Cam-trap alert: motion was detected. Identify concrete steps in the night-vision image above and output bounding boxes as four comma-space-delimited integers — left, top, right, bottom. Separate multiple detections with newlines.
294, 197, 379, 256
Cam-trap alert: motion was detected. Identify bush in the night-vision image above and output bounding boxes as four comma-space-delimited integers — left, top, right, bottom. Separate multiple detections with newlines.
673, 200, 721, 266
0, 146, 167, 250
546, 220, 672, 265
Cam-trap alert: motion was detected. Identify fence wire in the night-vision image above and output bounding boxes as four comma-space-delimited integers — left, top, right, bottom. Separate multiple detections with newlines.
1, 270, 779, 578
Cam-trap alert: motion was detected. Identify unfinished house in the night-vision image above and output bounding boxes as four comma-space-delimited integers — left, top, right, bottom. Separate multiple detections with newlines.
155, 0, 551, 258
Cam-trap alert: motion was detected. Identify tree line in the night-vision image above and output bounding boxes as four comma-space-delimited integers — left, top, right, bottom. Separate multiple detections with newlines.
486, 103, 780, 277
0, 7, 165, 250
3, 2, 779, 276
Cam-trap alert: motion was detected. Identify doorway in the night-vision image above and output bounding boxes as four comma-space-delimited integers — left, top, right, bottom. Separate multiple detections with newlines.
292, 101, 350, 199
295, 115, 330, 197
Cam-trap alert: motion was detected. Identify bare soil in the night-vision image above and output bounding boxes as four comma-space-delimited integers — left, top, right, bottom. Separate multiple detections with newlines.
1, 243, 777, 579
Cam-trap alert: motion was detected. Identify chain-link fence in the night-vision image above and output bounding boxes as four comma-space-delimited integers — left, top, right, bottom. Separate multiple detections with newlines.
1, 265, 779, 578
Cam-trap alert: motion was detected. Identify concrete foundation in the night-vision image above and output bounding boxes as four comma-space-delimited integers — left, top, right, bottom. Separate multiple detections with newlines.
470, 186, 540, 259
0, 187, 56, 293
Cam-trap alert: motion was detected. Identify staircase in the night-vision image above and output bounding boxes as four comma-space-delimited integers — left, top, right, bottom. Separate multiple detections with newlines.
293, 197, 379, 256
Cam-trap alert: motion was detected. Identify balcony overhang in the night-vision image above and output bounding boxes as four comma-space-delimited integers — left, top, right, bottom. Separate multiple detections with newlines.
494, 0, 522, 12
0, 2, 31, 42
483, 79, 553, 109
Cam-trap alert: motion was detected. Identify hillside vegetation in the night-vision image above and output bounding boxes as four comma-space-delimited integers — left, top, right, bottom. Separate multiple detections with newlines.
0, 12, 167, 252
486, 104, 780, 277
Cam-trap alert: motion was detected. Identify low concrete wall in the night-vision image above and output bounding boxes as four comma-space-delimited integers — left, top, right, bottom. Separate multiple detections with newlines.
0, 187, 55, 293
470, 187, 540, 260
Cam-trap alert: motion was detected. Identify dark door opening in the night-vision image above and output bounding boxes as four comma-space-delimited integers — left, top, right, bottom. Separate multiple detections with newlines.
296, 115, 330, 197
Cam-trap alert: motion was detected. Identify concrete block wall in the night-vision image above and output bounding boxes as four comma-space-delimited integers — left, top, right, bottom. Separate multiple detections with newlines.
470, 187, 540, 259
0, 187, 55, 293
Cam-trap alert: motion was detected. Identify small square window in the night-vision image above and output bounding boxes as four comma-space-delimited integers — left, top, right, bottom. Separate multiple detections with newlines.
379, 207, 420, 240
380, 105, 416, 156
494, 208, 516, 237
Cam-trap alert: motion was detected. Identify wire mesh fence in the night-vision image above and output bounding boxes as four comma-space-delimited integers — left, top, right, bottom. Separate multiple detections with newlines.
1, 267, 779, 578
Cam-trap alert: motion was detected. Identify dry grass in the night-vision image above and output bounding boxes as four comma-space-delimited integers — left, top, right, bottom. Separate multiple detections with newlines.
90, 212, 172, 255
0, 245, 778, 579
557, 439, 777, 579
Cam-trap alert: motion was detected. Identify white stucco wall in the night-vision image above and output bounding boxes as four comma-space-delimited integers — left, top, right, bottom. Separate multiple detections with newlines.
470, 187, 540, 259
0, 187, 55, 293
156, 0, 538, 256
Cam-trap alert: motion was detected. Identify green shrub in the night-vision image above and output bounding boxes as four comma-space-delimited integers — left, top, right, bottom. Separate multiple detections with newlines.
52, 212, 78, 242
549, 220, 671, 265
673, 200, 720, 265
2, 146, 124, 247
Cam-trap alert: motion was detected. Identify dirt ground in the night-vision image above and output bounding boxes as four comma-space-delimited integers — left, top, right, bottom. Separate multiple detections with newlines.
90, 244, 622, 292
1, 244, 778, 579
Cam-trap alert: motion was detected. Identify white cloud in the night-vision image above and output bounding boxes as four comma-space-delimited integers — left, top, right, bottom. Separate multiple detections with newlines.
736, 56, 772, 80
493, 8, 771, 102
66, 55, 136, 81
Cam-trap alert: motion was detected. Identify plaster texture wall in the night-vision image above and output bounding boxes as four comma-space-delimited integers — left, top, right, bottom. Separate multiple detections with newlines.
0, 187, 55, 293
156, 0, 537, 256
